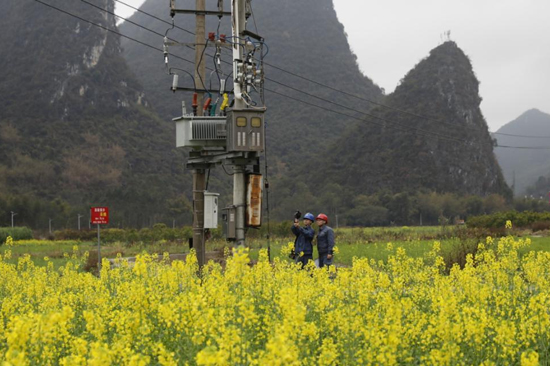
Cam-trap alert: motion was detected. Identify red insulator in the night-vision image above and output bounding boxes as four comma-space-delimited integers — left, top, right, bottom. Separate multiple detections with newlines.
203, 97, 212, 112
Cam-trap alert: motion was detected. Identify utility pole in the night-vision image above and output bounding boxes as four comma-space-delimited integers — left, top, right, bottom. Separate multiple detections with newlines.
195, 0, 206, 117
10, 211, 17, 228
512, 170, 516, 197
232, 0, 248, 247
193, 168, 207, 267
169, 0, 266, 263
78, 214, 83, 231
49, 218, 53, 234
191, 0, 208, 267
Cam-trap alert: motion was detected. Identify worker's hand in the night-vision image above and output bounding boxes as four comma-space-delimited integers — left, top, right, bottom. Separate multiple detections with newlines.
327, 254, 333, 260
293, 222, 300, 228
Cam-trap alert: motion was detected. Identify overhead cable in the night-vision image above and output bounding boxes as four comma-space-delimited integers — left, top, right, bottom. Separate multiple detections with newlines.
34, 0, 550, 150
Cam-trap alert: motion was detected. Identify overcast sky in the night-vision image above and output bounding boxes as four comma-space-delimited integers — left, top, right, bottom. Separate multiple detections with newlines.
115, 0, 550, 131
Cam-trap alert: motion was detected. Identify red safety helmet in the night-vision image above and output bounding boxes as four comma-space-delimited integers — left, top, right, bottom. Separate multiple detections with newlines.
316, 213, 329, 223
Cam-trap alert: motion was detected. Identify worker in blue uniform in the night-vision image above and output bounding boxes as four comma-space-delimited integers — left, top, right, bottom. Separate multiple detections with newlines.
291, 212, 315, 268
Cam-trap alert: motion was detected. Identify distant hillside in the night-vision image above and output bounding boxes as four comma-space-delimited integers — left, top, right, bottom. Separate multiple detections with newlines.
494, 109, 550, 195
0, 0, 195, 228
304, 42, 510, 208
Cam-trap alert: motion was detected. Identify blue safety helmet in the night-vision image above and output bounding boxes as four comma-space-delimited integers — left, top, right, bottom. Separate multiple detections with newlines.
303, 212, 315, 221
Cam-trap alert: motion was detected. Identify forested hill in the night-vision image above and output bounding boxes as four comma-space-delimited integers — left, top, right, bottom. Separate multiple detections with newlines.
119, 0, 383, 169
0, 0, 145, 120
306, 42, 511, 203
494, 109, 550, 195
0, 0, 193, 228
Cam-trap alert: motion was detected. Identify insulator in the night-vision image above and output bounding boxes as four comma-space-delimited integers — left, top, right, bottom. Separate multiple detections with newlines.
172, 74, 179, 92
220, 93, 229, 111
163, 38, 169, 64
203, 97, 212, 112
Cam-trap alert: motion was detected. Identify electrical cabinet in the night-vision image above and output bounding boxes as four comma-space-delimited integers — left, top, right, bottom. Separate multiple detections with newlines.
222, 206, 236, 240
226, 109, 265, 152
204, 192, 220, 229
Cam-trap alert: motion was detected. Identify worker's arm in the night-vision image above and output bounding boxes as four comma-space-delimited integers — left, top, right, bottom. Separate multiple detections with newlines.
327, 228, 335, 257
291, 224, 300, 237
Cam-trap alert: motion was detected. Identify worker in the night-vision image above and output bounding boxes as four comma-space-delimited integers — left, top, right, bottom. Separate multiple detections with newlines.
315, 213, 335, 268
291, 212, 315, 268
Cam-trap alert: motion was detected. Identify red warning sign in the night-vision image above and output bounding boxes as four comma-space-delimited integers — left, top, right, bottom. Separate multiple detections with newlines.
91, 207, 109, 225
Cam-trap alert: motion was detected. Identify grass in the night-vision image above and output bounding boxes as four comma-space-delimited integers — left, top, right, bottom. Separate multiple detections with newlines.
4, 229, 550, 270
3, 240, 191, 269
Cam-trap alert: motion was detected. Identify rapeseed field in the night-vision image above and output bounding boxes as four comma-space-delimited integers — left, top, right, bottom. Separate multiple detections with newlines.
0, 234, 549, 365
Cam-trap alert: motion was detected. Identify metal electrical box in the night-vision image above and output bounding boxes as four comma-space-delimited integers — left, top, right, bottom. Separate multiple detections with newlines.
174, 115, 227, 149
204, 192, 220, 229
226, 109, 265, 152
246, 174, 263, 227
222, 206, 236, 240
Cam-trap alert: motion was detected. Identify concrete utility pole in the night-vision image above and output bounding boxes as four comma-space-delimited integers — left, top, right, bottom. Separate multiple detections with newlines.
49, 218, 52, 234
232, 0, 247, 246
10, 211, 17, 228
193, 168, 207, 267
191, 0, 208, 267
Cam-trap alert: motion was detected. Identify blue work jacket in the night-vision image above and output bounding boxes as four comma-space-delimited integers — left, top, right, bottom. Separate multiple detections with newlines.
317, 225, 335, 254
291, 225, 314, 255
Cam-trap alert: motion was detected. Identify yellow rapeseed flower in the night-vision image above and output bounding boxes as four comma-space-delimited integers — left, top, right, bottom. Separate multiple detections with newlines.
0, 235, 549, 364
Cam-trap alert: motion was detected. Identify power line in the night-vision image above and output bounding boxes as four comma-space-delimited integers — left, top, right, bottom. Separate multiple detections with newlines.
80, 0, 169, 40
115, 0, 194, 36
113, 0, 489, 134
495, 145, 550, 150
65, 0, 463, 141
492, 132, 550, 139
34, 0, 550, 150
114, 0, 550, 142
90, 3, 472, 141
264, 88, 469, 144
33, 0, 194, 65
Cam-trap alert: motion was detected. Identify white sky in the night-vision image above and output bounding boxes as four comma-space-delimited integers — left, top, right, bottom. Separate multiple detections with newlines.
115, 0, 550, 131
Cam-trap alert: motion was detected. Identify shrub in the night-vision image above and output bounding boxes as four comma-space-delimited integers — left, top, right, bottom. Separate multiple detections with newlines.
0, 227, 33, 244
467, 211, 550, 229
